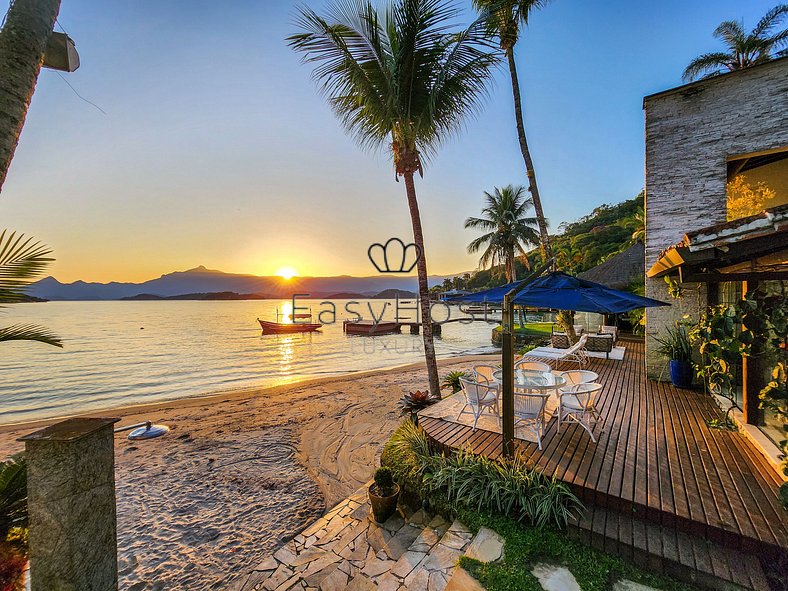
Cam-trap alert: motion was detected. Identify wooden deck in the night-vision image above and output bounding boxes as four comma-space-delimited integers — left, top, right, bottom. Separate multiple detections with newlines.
420, 340, 788, 560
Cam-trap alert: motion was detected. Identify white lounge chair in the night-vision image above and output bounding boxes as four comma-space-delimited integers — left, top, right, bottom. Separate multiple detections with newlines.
557, 382, 603, 442
458, 377, 500, 431
524, 334, 589, 368
513, 392, 549, 450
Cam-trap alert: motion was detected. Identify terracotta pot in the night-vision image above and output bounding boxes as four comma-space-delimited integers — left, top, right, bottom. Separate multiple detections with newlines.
368, 483, 400, 523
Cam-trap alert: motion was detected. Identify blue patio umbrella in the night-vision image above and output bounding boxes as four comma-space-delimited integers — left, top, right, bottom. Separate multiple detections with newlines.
446, 271, 668, 313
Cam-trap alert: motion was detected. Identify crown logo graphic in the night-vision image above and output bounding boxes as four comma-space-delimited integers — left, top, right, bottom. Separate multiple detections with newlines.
368, 238, 422, 273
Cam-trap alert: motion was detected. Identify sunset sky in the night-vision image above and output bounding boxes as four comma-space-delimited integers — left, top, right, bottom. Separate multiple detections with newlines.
0, 0, 775, 283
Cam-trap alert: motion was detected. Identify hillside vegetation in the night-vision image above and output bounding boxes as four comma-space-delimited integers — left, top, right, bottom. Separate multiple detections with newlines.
452, 192, 643, 291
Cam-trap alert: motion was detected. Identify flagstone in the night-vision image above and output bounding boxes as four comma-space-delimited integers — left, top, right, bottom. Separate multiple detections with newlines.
264, 565, 295, 590
421, 544, 461, 572
361, 556, 395, 578
255, 557, 279, 572
318, 568, 348, 591
463, 527, 504, 563
444, 568, 485, 591
382, 524, 422, 560
428, 570, 449, 591
531, 564, 582, 591
391, 550, 427, 579
346, 574, 377, 591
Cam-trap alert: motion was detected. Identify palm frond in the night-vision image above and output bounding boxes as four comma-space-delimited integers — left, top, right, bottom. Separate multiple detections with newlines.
0, 230, 53, 302
752, 4, 788, 38
0, 324, 62, 347
713, 19, 745, 47
682, 52, 732, 81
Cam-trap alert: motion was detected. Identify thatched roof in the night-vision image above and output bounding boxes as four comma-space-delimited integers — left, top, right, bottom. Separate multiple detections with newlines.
579, 242, 644, 290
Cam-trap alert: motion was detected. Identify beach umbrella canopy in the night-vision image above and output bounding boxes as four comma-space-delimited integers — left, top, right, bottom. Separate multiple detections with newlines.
446, 271, 668, 313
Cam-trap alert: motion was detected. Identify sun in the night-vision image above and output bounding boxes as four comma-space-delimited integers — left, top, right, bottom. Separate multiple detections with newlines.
276, 267, 298, 280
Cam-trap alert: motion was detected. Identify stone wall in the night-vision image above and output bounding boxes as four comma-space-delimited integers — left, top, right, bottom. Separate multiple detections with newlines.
643, 58, 788, 377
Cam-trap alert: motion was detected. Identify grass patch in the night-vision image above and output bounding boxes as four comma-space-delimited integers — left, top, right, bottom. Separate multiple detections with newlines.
456, 509, 698, 591
493, 322, 554, 336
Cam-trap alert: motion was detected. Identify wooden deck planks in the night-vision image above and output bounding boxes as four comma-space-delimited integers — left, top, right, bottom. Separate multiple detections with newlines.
419, 340, 788, 556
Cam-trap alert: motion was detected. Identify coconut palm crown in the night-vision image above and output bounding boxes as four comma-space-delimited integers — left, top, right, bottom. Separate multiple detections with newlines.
289, 0, 498, 397
288, 0, 497, 177
683, 4, 788, 81
465, 184, 540, 282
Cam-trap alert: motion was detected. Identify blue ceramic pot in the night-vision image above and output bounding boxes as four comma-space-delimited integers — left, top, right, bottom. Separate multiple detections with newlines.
669, 360, 693, 389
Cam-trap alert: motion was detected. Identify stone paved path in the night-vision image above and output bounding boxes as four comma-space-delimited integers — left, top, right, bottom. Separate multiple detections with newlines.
230, 485, 661, 591
230, 484, 476, 591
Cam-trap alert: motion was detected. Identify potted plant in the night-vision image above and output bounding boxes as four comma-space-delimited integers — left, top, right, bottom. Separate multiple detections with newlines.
655, 323, 693, 388
368, 466, 400, 523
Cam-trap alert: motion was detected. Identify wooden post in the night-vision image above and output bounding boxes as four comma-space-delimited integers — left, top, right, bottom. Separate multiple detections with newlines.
741, 280, 761, 425
20, 417, 120, 591
502, 292, 515, 457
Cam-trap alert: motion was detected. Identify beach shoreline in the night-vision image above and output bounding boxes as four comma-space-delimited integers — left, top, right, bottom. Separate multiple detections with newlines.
0, 353, 498, 591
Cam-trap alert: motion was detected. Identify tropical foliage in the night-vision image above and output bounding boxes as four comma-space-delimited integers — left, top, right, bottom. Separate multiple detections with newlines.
289, 0, 498, 397
0, 230, 61, 347
683, 4, 788, 81
460, 192, 643, 290
473, 0, 552, 259
654, 322, 693, 363
0, 455, 27, 540
441, 370, 469, 394
465, 185, 540, 282
399, 389, 441, 422
381, 421, 583, 528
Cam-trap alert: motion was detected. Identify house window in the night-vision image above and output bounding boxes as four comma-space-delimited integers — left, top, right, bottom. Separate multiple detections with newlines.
727, 150, 788, 221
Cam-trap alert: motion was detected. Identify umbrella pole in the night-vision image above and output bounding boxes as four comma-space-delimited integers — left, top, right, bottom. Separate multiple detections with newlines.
501, 260, 554, 459
501, 293, 516, 458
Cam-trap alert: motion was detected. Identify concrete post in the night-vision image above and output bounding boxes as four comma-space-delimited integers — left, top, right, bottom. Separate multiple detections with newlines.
19, 417, 120, 591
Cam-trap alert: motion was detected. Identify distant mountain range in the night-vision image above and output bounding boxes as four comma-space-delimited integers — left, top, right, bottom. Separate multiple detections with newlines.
27, 266, 444, 301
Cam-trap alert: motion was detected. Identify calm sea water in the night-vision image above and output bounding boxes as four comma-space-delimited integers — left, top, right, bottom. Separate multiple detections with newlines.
0, 300, 498, 425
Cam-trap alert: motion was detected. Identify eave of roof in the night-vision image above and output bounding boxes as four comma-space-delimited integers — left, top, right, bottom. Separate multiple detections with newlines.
642, 55, 788, 108
647, 204, 788, 278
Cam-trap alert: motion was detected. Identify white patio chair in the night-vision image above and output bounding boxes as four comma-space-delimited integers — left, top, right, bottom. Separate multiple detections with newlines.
523, 334, 590, 368
473, 365, 499, 389
573, 324, 585, 336
559, 370, 599, 387
513, 393, 549, 450
458, 377, 500, 431
557, 382, 603, 442
514, 359, 552, 373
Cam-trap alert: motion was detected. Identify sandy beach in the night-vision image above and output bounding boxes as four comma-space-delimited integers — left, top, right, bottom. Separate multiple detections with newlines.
0, 354, 495, 591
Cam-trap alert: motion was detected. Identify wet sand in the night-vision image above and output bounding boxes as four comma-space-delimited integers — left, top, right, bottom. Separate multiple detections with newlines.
0, 354, 495, 590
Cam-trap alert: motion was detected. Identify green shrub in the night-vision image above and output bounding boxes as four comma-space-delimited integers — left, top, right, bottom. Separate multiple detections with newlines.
517, 344, 537, 356
373, 466, 396, 496
441, 370, 468, 394
425, 448, 583, 528
381, 421, 583, 529
0, 455, 27, 542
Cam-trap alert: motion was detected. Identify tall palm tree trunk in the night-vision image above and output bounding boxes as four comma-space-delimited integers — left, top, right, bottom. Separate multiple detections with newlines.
0, 0, 61, 192
506, 49, 551, 262
403, 171, 441, 399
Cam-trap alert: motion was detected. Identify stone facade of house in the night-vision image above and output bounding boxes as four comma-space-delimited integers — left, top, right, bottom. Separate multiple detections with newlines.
643, 58, 788, 377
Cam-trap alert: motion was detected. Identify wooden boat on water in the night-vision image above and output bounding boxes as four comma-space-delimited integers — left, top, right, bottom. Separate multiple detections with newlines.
258, 308, 321, 335
258, 319, 321, 334
343, 320, 402, 336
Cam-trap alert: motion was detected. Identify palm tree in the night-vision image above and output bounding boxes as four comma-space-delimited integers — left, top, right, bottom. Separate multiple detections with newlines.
0, 231, 61, 346
289, 0, 497, 398
0, 0, 62, 192
473, 0, 552, 261
465, 184, 540, 282
683, 5, 788, 81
